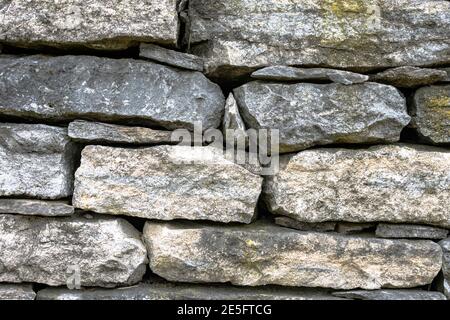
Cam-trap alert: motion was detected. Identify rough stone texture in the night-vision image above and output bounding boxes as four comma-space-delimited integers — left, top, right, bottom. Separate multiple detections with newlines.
437, 277, 450, 299
0, 199, 74, 217
264, 144, 450, 228
411, 85, 450, 144
189, 0, 450, 78
140, 43, 204, 71
251, 66, 368, 85
333, 289, 446, 300
0, 123, 75, 199
275, 217, 336, 233
36, 281, 343, 300
0, 284, 36, 300
143, 221, 442, 290
0, 214, 147, 287
68, 120, 173, 145
336, 223, 376, 235
0, 0, 179, 50
73, 145, 262, 223
441, 68, 450, 83
376, 223, 448, 240
440, 238, 450, 280
233, 82, 410, 153
222, 93, 247, 146
370, 67, 448, 88
0, 55, 224, 131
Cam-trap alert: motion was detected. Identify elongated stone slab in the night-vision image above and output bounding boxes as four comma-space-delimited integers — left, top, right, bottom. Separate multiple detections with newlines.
0, 123, 75, 199
0, 284, 36, 300
0, 214, 147, 287
143, 221, 442, 290
0, 55, 224, 131
275, 217, 336, 233
370, 67, 448, 88
73, 145, 262, 223
0, 199, 74, 217
376, 223, 448, 240
233, 82, 410, 153
333, 290, 446, 300
140, 43, 204, 71
0, 0, 179, 50
189, 0, 450, 78
264, 144, 450, 228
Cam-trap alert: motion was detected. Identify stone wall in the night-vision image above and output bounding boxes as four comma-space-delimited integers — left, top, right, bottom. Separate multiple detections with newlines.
0, 0, 449, 300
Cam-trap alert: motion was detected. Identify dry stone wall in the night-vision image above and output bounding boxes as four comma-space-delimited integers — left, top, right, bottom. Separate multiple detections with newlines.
0, 0, 449, 300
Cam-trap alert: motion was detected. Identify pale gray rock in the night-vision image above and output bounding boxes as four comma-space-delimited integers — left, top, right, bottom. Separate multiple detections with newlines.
222, 93, 247, 147
233, 82, 410, 153
0, 55, 224, 131
0, 123, 75, 199
251, 66, 368, 85
333, 289, 446, 300
0, 214, 147, 287
0, 0, 179, 50
73, 145, 262, 223
189, 0, 450, 78
440, 238, 450, 280
441, 68, 450, 82
0, 284, 35, 300
140, 43, 204, 71
336, 222, 376, 234
68, 120, 173, 145
411, 85, 450, 144
376, 223, 448, 240
437, 277, 450, 299
264, 144, 450, 228
370, 67, 448, 88
143, 221, 442, 290
0, 199, 74, 217
275, 217, 336, 232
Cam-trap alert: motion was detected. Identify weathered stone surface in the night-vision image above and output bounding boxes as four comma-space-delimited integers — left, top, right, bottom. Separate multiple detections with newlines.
189, 0, 450, 78
264, 144, 450, 228
440, 238, 450, 280
336, 222, 376, 235
411, 85, 450, 144
376, 223, 448, 240
0, 123, 75, 199
37, 281, 343, 300
275, 217, 336, 232
0, 55, 224, 131
441, 68, 450, 83
143, 221, 442, 290
222, 93, 247, 147
68, 120, 173, 145
251, 66, 368, 85
233, 82, 409, 153
0, 284, 35, 300
0, 0, 179, 50
0, 199, 74, 217
370, 67, 448, 88
333, 289, 446, 300
0, 214, 147, 287
437, 277, 450, 299
73, 145, 262, 223
140, 43, 204, 71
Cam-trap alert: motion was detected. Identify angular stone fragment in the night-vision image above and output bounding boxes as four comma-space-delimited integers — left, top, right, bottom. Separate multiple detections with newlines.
437, 277, 450, 299
233, 82, 409, 153
275, 217, 336, 233
332, 290, 446, 300
143, 221, 442, 290
251, 66, 368, 85
37, 281, 342, 300
376, 223, 448, 240
0, 0, 179, 50
440, 238, 450, 280
411, 85, 450, 144
140, 43, 204, 71
189, 0, 450, 78
336, 222, 376, 235
370, 67, 448, 88
0, 214, 147, 287
73, 145, 262, 223
0, 284, 36, 300
264, 144, 450, 228
68, 120, 173, 145
0, 55, 224, 131
441, 68, 450, 83
222, 93, 247, 147
0, 123, 75, 199
0, 199, 74, 217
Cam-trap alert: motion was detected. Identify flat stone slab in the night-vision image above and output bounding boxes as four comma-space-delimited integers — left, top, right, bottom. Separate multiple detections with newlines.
275, 217, 336, 233
0, 284, 36, 300
332, 289, 446, 300
336, 222, 376, 235
264, 144, 450, 228
0, 0, 179, 50
0, 214, 147, 287
0, 55, 224, 131
376, 223, 448, 240
143, 221, 442, 290
140, 43, 204, 71
73, 145, 262, 223
370, 67, 448, 88
0, 199, 74, 217
233, 82, 409, 153
0, 123, 75, 199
